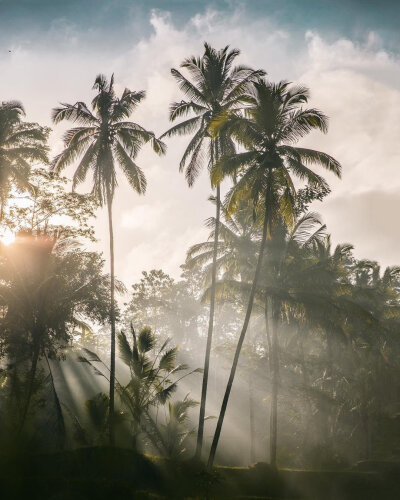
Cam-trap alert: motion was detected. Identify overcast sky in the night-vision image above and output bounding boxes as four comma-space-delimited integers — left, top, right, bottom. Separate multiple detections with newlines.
0, 0, 399, 286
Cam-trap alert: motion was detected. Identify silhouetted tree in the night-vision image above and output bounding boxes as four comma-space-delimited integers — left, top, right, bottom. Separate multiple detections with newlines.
51, 74, 165, 443
162, 43, 263, 458
0, 101, 49, 223
208, 79, 341, 467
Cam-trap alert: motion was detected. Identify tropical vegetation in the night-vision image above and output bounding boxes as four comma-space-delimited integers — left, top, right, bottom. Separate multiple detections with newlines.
0, 42, 399, 500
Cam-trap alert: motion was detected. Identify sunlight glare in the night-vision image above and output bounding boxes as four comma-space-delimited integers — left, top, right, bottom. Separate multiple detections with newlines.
0, 230, 16, 246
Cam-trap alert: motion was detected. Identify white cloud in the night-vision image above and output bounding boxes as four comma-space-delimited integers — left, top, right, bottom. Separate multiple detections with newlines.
1, 8, 399, 283
293, 31, 400, 265
120, 201, 168, 231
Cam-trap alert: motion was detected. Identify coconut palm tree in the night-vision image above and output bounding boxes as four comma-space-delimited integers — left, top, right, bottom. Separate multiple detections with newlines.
51, 74, 165, 444
207, 78, 342, 467
193, 209, 331, 465
0, 101, 49, 221
161, 43, 263, 457
259, 215, 338, 466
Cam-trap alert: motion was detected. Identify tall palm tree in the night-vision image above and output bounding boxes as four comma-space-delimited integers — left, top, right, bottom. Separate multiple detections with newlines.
161, 43, 263, 458
207, 78, 342, 467
51, 74, 165, 444
192, 209, 330, 465
258, 215, 334, 466
0, 101, 49, 221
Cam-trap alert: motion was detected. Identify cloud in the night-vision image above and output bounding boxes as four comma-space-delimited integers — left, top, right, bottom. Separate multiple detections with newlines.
121, 202, 167, 231
304, 30, 399, 80
321, 189, 400, 267
293, 32, 400, 266
1, 6, 399, 283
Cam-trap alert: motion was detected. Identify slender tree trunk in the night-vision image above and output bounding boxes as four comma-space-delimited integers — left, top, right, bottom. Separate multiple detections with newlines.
249, 373, 256, 463
195, 143, 220, 459
17, 343, 40, 438
325, 331, 335, 449
269, 301, 279, 467
207, 195, 270, 468
298, 328, 313, 452
264, 296, 273, 374
107, 188, 116, 446
361, 379, 372, 460
264, 296, 273, 461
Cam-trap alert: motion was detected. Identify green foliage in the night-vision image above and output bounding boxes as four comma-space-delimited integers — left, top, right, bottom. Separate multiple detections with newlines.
51, 74, 165, 205
115, 325, 201, 453
0, 101, 49, 212
84, 392, 127, 445
210, 79, 341, 222
157, 394, 199, 459
1, 447, 399, 499
0, 232, 111, 356
79, 325, 201, 454
0, 231, 112, 441
4, 167, 98, 241
124, 269, 203, 344
162, 43, 264, 186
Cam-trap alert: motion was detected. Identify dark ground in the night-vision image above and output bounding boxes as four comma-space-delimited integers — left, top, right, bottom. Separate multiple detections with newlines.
0, 447, 399, 499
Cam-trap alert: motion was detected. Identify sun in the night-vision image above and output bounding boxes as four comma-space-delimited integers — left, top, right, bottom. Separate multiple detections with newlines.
0, 230, 15, 246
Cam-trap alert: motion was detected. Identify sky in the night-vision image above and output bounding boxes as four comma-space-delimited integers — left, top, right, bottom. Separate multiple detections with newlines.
0, 0, 399, 286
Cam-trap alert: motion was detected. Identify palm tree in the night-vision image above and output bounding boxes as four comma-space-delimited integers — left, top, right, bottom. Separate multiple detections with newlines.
161, 43, 263, 458
119, 326, 201, 453
187, 199, 259, 276
259, 215, 335, 466
51, 74, 165, 444
193, 209, 330, 465
0, 101, 49, 221
157, 395, 199, 459
81, 325, 200, 452
342, 260, 400, 459
207, 79, 341, 467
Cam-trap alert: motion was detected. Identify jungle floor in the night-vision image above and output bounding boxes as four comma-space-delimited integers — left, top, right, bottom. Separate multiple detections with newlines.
1, 447, 399, 500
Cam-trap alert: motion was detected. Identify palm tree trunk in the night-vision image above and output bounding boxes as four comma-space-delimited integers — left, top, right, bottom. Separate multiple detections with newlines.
264, 296, 273, 374
207, 195, 270, 468
361, 380, 372, 460
269, 301, 279, 467
195, 144, 220, 459
249, 373, 256, 463
106, 187, 116, 446
298, 328, 313, 452
325, 330, 335, 448
264, 296, 273, 461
